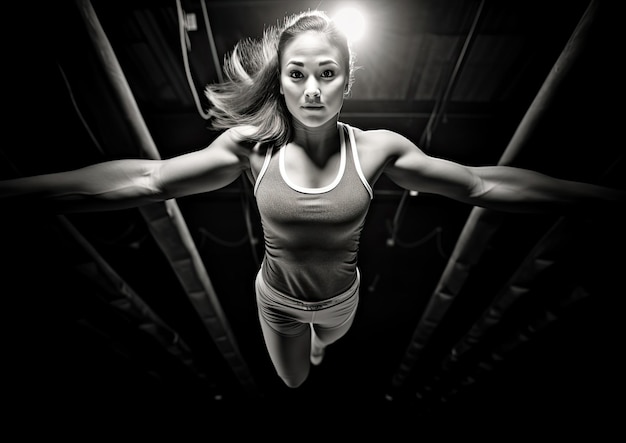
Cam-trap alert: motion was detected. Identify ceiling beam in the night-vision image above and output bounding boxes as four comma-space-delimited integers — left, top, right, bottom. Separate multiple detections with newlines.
74, 0, 259, 396
389, 0, 600, 392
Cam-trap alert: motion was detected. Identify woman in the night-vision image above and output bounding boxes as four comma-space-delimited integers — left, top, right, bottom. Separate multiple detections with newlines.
1, 10, 624, 388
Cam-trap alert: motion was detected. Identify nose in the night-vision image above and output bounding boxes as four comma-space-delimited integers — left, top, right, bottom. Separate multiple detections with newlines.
305, 87, 321, 101
304, 77, 321, 101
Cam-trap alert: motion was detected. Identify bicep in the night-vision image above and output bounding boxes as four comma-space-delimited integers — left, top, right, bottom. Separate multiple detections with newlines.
156, 129, 249, 198
383, 136, 479, 201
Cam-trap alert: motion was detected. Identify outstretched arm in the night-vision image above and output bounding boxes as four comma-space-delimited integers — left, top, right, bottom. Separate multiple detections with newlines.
380, 130, 625, 213
0, 127, 252, 213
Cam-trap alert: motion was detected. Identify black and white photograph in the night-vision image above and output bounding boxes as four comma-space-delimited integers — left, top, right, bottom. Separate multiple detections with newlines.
3, 0, 623, 438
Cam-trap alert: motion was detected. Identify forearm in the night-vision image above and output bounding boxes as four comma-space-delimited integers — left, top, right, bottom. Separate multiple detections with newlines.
0, 160, 164, 212
469, 166, 626, 213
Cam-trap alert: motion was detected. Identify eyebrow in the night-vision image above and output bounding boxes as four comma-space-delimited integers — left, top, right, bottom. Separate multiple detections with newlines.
286, 60, 340, 67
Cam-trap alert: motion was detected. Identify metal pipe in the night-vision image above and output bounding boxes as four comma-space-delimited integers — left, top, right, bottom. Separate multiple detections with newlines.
390, 0, 599, 390
73, 0, 258, 395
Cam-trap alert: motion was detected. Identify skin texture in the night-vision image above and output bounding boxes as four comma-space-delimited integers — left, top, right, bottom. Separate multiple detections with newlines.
279, 31, 347, 129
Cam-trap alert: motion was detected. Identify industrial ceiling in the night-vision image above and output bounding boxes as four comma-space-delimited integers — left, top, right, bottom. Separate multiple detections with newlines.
3, 0, 623, 436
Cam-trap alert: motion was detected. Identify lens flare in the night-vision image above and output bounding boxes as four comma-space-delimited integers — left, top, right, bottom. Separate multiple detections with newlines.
334, 7, 366, 42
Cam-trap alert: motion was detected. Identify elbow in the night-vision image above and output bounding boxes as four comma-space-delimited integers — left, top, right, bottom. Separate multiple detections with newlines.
467, 175, 491, 200
131, 163, 168, 202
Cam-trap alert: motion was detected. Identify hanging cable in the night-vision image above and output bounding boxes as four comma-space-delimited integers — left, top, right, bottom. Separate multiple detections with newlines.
57, 63, 105, 155
175, 0, 211, 119
201, 0, 260, 267
198, 227, 249, 248
175, 0, 261, 268
200, 0, 224, 84
388, 223, 442, 248
386, 187, 409, 247
423, 0, 486, 149
387, 0, 486, 248
385, 220, 448, 259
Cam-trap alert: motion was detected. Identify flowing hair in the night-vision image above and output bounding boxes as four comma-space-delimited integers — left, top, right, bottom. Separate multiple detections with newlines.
204, 10, 356, 147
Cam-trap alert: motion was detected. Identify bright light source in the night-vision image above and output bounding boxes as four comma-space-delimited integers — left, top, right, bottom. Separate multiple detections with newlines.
333, 7, 366, 42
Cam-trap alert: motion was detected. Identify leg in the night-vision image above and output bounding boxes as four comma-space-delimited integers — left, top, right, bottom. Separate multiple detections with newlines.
310, 283, 360, 365
257, 311, 311, 388
309, 324, 325, 366
311, 295, 358, 353
255, 271, 313, 388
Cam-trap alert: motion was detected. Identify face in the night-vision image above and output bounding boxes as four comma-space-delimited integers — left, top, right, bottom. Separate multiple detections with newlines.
279, 31, 348, 128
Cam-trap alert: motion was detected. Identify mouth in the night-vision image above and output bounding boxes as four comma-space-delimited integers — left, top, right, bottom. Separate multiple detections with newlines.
301, 105, 324, 110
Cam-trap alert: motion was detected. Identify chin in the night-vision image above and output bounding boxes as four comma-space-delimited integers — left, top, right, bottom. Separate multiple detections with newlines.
294, 113, 337, 128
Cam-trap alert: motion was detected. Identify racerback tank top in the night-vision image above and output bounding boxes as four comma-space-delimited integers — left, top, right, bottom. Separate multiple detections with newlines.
253, 122, 373, 301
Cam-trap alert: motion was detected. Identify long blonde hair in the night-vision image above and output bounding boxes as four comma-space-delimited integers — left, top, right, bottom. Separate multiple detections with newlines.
204, 10, 356, 147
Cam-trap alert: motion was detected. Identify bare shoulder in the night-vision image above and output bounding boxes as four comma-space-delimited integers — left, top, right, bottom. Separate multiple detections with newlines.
348, 126, 420, 165
225, 125, 267, 177
224, 125, 259, 151
349, 126, 416, 155
344, 125, 418, 183
215, 125, 260, 157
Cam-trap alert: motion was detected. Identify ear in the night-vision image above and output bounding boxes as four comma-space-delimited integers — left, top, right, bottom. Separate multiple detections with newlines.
280, 85, 284, 95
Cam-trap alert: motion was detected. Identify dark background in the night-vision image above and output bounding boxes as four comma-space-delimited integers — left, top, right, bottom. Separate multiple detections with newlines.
3, 0, 623, 437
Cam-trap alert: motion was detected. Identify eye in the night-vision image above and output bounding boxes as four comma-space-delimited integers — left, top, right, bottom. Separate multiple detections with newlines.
289, 70, 304, 79
321, 69, 335, 78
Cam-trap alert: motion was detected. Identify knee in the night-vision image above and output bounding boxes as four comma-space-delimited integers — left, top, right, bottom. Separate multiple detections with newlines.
280, 371, 309, 389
